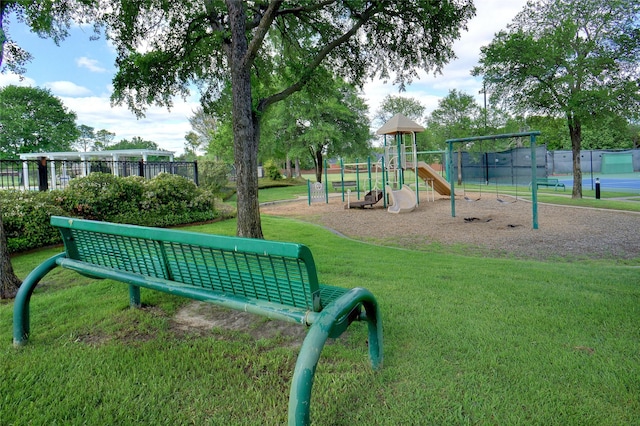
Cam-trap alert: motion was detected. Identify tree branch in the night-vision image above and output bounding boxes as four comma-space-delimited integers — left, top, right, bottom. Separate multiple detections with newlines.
244, 0, 283, 70
257, 1, 381, 112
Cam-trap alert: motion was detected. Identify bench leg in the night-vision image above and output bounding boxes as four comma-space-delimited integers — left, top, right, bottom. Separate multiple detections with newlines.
288, 287, 383, 425
129, 285, 141, 308
13, 253, 66, 346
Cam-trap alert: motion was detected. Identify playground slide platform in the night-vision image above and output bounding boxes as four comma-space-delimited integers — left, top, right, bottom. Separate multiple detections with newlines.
347, 189, 384, 209
410, 162, 451, 196
386, 185, 417, 214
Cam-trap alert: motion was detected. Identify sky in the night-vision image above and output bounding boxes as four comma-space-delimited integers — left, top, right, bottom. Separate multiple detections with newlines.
0, 1, 528, 155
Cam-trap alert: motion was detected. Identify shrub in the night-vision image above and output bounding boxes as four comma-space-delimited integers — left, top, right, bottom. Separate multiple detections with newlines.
264, 160, 283, 180
0, 172, 220, 253
0, 190, 66, 253
198, 160, 232, 195
59, 173, 144, 221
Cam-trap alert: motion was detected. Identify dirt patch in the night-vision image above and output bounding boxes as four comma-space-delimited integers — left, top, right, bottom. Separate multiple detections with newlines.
172, 302, 307, 345
261, 192, 640, 261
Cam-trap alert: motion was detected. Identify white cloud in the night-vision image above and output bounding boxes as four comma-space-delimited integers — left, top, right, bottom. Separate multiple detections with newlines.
76, 56, 107, 73
44, 81, 93, 97
362, 0, 529, 124
60, 94, 200, 154
0, 73, 36, 88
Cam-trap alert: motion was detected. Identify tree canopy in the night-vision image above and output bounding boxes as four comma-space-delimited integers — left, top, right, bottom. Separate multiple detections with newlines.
473, 0, 640, 198
97, 0, 476, 238
0, 85, 79, 158
0, 0, 96, 74
374, 95, 426, 127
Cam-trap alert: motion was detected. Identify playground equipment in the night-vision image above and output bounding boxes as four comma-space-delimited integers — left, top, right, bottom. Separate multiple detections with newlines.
376, 114, 451, 212
310, 114, 451, 213
346, 189, 384, 209
446, 132, 542, 229
385, 185, 417, 214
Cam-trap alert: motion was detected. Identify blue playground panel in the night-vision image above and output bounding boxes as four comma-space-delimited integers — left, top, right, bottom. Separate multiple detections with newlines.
558, 175, 640, 193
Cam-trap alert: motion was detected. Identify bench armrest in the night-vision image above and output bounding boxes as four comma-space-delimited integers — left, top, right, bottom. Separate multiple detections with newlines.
289, 287, 382, 425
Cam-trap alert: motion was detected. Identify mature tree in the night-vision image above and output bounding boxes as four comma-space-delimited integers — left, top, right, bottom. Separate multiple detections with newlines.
100, 1, 476, 238
188, 107, 217, 152
183, 132, 200, 160
94, 129, 115, 151
474, 0, 640, 198
374, 95, 426, 126
427, 89, 482, 142
427, 89, 482, 184
0, 0, 96, 298
0, 85, 79, 158
75, 124, 95, 152
264, 75, 372, 182
108, 137, 159, 151
630, 123, 640, 149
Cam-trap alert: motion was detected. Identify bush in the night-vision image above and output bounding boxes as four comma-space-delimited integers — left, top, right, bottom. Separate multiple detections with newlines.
264, 161, 283, 180
198, 160, 232, 195
0, 190, 66, 253
59, 173, 144, 221
0, 172, 221, 253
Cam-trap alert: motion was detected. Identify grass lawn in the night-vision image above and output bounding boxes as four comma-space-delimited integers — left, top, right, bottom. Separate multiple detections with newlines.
1, 189, 639, 425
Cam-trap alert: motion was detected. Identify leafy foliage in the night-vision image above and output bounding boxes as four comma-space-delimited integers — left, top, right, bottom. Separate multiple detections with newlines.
60, 172, 144, 221
0, 173, 220, 253
427, 89, 482, 142
374, 95, 426, 127
0, 85, 79, 158
98, 0, 476, 238
197, 160, 232, 196
474, 0, 640, 197
263, 160, 283, 181
0, 190, 66, 252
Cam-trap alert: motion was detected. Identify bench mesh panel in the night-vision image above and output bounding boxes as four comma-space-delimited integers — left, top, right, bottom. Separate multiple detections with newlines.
68, 229, 168, 279
163, 242, 315, 310
319, 285, 349, 306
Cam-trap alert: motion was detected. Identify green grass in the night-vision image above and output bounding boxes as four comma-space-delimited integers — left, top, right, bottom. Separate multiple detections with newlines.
1, 213, 639, 425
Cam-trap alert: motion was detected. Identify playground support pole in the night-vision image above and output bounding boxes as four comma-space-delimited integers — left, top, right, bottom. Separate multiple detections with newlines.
448, 140, 456, 217
530, 133, 539, 229
382, 156, 387, 208
413, 133, 419, 205
324, 159, 329, 203
340, 158, 345, 202
356, 158, 360, 200
368, 157, 372, 193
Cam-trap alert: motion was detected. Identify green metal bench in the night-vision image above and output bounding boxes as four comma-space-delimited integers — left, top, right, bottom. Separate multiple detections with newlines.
13, 216, 383, 425
529, 177, 566, 191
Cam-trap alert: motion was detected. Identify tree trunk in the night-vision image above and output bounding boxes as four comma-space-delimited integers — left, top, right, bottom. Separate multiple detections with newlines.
285, 155, 292, 179
227, 1, 263, 239
0, 213, 22, 299
295, 158, 301, 178
568, 114, 583, 199
314, 149, 323, 183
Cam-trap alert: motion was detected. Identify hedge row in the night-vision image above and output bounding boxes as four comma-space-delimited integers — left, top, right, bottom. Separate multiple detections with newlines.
1, 173, 223, 253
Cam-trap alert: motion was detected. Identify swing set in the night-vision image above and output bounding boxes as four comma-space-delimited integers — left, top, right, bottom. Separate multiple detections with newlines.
446, 131, 542, 229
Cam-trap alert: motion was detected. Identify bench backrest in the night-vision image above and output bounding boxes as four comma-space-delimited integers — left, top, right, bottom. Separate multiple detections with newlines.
51, 216, 322, 312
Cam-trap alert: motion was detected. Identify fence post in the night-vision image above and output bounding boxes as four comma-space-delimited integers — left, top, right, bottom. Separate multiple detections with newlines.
193, 160, 199, 186
138, 159, 145, 178
37, 157, 48, 191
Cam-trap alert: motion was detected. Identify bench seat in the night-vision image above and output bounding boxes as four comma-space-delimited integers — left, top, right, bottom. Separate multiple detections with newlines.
13, 216, 383, 425
331, 180, 357, 190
